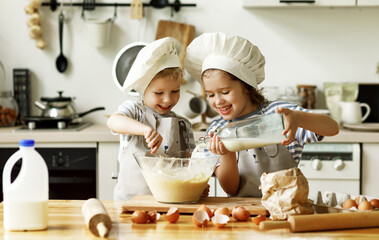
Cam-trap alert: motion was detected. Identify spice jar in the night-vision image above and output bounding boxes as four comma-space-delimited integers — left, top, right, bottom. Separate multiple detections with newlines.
297, 85, 317, 109
0, 91, 19, 127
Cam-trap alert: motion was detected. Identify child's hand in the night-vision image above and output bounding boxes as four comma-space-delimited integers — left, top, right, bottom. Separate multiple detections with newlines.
207, 132, 230, 155
201, 184, 210, 198
276, 108, 299, 145
144, 127, 163, 154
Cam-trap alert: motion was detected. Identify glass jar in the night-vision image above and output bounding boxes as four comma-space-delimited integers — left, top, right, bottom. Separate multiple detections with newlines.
0, 91, 19, 127
198, 113, 286, 152
297, 85, 317, 109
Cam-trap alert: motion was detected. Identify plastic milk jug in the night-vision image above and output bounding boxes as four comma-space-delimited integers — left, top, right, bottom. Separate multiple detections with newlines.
2, 139, 49, 231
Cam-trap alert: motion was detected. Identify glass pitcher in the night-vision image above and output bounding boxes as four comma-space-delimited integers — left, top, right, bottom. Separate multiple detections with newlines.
199, 113, 286, 152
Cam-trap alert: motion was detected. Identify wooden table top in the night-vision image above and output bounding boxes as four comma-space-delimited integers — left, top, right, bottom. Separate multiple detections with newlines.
1, 200, 379, 239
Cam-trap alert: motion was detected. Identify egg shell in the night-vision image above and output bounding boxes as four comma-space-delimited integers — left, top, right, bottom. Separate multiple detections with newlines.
251, 215, 266, 225
342, 198, 358, 209
197, 204, 213, 218
370, 199, 379, 209
192, 210, 210, 227
147, 210, 160, 222
131, 210, 149, 224
355, 196, 368, 205
214, 207, 230, 216
232, 206, 250, 221
358, 200, 374, 211
164, 207, 180, 223
212, 214, 230, 228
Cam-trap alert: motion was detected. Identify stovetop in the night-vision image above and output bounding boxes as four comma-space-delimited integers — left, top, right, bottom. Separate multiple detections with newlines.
13, 122, 92, 132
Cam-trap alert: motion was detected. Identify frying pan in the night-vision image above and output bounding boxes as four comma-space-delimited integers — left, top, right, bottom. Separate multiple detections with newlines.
112, 42, 147, 96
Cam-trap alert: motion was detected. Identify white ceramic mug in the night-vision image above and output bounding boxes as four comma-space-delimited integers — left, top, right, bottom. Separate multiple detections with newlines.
183, 96, 207, 119
340, 101, 371, 124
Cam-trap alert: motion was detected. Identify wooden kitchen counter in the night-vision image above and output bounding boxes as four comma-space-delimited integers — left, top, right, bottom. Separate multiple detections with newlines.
2, 200, 379, 239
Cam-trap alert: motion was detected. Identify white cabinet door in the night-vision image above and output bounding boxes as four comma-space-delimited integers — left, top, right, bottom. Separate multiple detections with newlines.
357, 0, 379, 5
98, 142, 119, 200
362, 143, 379, 196
243, 0, 356, 7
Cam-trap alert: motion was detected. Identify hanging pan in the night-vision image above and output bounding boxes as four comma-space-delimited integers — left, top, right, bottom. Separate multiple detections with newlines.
112, 42, 147, 96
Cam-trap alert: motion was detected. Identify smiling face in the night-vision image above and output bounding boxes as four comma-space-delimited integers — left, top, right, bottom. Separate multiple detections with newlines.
143, 74, 181, 115
202, 69, 257, 121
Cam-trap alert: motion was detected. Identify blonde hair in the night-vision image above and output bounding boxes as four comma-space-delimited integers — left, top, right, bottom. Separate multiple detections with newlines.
153, 67, 183, 82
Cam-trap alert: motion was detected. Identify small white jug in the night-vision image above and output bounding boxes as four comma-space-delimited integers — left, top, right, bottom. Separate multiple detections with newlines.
339, 101, 371, 124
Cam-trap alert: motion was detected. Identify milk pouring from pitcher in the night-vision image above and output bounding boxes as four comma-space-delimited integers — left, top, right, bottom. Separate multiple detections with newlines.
2, 139, 49, 231
197, 113, 286, 152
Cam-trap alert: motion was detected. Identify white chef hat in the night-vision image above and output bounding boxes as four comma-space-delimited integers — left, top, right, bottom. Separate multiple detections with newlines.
184, 32, 265, 89
123, 37, 182, 95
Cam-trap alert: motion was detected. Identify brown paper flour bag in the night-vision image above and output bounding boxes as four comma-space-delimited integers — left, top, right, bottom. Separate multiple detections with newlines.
260, 167, 314, 220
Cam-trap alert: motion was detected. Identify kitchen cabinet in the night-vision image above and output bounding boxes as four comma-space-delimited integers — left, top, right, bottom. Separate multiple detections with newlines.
357, 0, 379, 5
98, 142, 118, 200
242, 0, 356, 8
361, 143, 379, 196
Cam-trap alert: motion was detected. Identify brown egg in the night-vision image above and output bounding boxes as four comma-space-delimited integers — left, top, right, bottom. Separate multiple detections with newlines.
164, 207, 180, 223
342, 199, 358, 209
197, 204, 213, 218
192, 210, 210, 227
370, 199, 379, 209
212, 213, 230, 228
214, 207, 230, 216
358, 200, 374, 211
131, 210, 149, 224
147, 210, 160, 222
251, 215, 266, 225
232, 206, 250, 221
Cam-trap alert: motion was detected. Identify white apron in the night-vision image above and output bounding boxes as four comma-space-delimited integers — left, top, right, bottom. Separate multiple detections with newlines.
235, 144, 297, 197
114, 105, 194, 200
228, 109, 298, 197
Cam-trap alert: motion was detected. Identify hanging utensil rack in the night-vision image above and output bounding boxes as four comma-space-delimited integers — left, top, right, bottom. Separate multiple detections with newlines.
42, 0, 196, 13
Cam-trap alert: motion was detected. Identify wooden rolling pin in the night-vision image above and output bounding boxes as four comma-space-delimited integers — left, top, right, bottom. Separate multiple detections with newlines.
82, 198, 112, 238
260, 211, 379, 232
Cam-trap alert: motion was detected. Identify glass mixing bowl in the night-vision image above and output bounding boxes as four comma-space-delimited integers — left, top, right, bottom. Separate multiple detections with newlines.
133, 151, 220, 204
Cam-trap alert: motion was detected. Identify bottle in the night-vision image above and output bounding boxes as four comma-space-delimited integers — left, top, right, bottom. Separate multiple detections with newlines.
198, 113, 286, 152
2, 139, 49, 231
0, 59, 19, 127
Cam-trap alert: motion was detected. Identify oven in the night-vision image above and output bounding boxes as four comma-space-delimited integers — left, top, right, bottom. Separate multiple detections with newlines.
0, 143, 97, 201
298, 143, 361, 200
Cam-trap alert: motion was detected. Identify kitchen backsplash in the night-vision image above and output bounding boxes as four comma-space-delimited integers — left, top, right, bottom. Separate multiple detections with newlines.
1, 1, 379, 124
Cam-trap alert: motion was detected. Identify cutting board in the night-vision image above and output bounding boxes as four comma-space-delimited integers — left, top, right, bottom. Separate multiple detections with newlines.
155, 20, 195, 83
120, 195, 268, 215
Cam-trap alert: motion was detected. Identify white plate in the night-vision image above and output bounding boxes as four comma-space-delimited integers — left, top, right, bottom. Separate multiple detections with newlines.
343, 123, 379, 131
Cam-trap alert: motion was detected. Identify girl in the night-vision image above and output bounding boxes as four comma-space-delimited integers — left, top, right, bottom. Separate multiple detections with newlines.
184, 32, 339, 197
107, 37, 196, 200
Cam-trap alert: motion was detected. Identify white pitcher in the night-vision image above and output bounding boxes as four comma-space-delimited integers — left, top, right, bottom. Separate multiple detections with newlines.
339, 101, 371, 124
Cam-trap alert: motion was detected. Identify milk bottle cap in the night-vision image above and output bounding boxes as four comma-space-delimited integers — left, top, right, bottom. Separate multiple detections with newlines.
19, 139, 35, 147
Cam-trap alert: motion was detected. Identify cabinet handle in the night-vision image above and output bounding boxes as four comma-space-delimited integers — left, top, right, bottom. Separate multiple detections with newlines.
280, 0, 315, 3
111, 172, 118, 179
